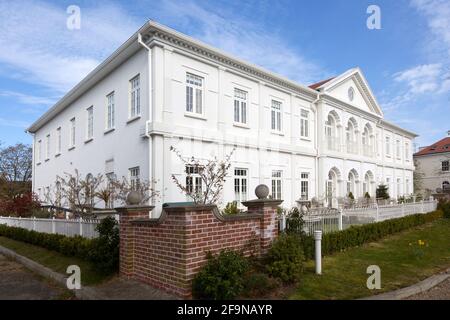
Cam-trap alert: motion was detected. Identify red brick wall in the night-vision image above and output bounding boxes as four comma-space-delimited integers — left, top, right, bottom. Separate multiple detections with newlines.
117, 200, 281, 298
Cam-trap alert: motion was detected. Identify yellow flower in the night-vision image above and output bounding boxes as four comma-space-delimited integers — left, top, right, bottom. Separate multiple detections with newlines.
418, 240, 425, 246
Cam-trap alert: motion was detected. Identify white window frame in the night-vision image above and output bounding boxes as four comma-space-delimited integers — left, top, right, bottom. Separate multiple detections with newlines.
87, 106, 94, 140
69, 118, 76, 148
185, 73, 203, 115
300, 109, 309, 138
405, 142, 409, 161
233, 88, 248, 124
45, 134, 50, 160
185, 165, 203, 200
129, 166, 140, 190
56, 127, 61, 155
106, 92, 115, 130
271, 170, 282, 200
300, 172, 309, 200
396, 140, 401, 159
385, 136, 391, 156
130, 74, 141, 118
271, 100, 282, 132
234, 168, 248, 206
36, 140, 42, 163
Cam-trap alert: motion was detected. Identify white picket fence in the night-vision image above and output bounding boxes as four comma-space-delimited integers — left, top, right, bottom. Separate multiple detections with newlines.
0, 216, 101, 239
280, 199, 438, 235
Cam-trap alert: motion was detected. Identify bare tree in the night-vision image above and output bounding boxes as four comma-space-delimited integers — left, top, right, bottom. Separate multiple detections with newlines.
0, 143, 32, 199
110, 176, 159, 206
170, 146, 235, 205
56, 170, 104, 215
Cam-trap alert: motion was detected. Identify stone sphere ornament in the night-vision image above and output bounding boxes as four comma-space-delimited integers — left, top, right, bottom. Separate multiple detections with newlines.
255, 184, 270, 199
127, 190, 142, 205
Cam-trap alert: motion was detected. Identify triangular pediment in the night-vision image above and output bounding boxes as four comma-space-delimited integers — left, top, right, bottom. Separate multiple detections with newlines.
316, 68, 384, 117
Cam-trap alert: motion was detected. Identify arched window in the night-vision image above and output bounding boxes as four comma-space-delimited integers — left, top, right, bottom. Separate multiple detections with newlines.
326, 167, 341, 207
346, 118, 358, 154
362, 124, 374, 156
347, 170, 357, 195
363, 171, 374, 196
325, 112, 340, 151
443, 181, 450, 190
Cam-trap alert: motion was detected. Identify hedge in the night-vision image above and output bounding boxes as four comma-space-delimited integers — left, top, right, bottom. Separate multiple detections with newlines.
0, 216, 119, 274
301, 210, 443, 260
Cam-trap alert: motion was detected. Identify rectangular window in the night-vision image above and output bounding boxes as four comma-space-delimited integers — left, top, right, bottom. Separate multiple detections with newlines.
186, 73, 203, 114
130, 75, 140, 118
271, 100, 282, 132
397, 178, 401, 196
300, 172, 309, 200
185, 165, 203, 198
405, 179, 410, 195
106, 172, 116, 209
129, 167, 140, 190
233, 88, 247, 124
37, 140, 42, 163
234, 168, 248, 205
271, 170, 282, 200
70, 118, 76, 148
300, 109, 309, 138
45, 134, 50, 159
405, 142, 409, 161
442, 161, 449, 172
396, 140, 400, 158
87, 106, 94, 139
106, 92, 115, 130
56, 127, 61, 154
385, 136, 390, 155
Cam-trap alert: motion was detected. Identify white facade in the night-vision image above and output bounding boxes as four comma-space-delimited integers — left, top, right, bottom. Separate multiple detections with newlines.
28, 22, 416, 215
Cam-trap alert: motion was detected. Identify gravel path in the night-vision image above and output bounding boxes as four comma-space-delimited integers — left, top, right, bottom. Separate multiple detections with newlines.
0, 254, 68, 300
406, 277, 450, 300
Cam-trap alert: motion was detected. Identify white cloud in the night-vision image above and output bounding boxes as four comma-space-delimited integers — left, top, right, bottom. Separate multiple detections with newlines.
156, 0, 327, 85
0, 90, 56, 106
393, 64, 443, 94
0, 0, 139, 93
0, 117, 29, 129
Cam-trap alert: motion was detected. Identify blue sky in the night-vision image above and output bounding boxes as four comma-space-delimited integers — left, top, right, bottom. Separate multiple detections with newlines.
0, 0, 449, 149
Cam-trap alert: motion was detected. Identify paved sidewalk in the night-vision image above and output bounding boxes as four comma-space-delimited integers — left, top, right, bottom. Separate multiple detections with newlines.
405, 278, 450, 300
0, 254, 69, 300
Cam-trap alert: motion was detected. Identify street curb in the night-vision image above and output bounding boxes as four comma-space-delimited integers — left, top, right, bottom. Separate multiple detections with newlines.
0, 245, 101, 300
361, 268, 450, 300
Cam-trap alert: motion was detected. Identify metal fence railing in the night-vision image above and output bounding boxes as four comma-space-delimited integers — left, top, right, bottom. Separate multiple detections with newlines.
0, 216, 100, 239
280, 199, 438, 236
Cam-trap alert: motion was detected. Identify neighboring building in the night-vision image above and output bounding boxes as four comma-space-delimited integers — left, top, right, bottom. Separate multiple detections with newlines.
413, 131, 450, 195
27, 21, 416, 215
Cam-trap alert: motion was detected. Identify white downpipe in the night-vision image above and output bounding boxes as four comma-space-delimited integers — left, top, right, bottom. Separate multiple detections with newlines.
138, 33, 154, 217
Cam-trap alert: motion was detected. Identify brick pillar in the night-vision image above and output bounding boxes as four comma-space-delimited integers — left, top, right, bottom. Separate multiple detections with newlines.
115, 206, 154, 279
242, 199, 282, 254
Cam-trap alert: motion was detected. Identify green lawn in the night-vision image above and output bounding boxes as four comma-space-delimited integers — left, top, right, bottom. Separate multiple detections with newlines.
0, 236, 112, 286
291, 219, 450, 300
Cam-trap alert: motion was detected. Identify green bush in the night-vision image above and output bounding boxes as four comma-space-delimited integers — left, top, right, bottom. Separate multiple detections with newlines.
438, 200, 450, 219
89, 216, 120, 273
0, 216, 120, 274
221, 201, 240, 215
302, 210, 443, 260
192, 249, 249, 300
265, 233, 304, 283
242, 272, 280, 297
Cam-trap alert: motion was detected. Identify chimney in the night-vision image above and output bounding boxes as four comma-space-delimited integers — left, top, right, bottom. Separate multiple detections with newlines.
447, 130, 450, 137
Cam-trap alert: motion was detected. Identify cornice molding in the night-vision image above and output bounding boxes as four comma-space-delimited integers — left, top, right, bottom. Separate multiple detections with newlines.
143, 28, 317, 102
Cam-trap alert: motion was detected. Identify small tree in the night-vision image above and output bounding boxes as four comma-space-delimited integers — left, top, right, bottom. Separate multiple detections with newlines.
170, 146, 235, 205
376, 184, 390, 200
57, 170, 104, 215
110, 176, 159, 206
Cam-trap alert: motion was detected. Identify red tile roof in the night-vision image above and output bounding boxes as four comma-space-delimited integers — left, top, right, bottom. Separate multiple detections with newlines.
414, 137, 450, 156
308, 77, 335, 90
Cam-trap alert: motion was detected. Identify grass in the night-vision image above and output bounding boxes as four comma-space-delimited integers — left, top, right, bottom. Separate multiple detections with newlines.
291, 218, 450, 300
0, 236, 112, 286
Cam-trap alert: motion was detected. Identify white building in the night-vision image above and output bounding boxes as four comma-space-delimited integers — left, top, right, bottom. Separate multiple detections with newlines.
413, 132, 450, 195
27, 21, 416, 215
